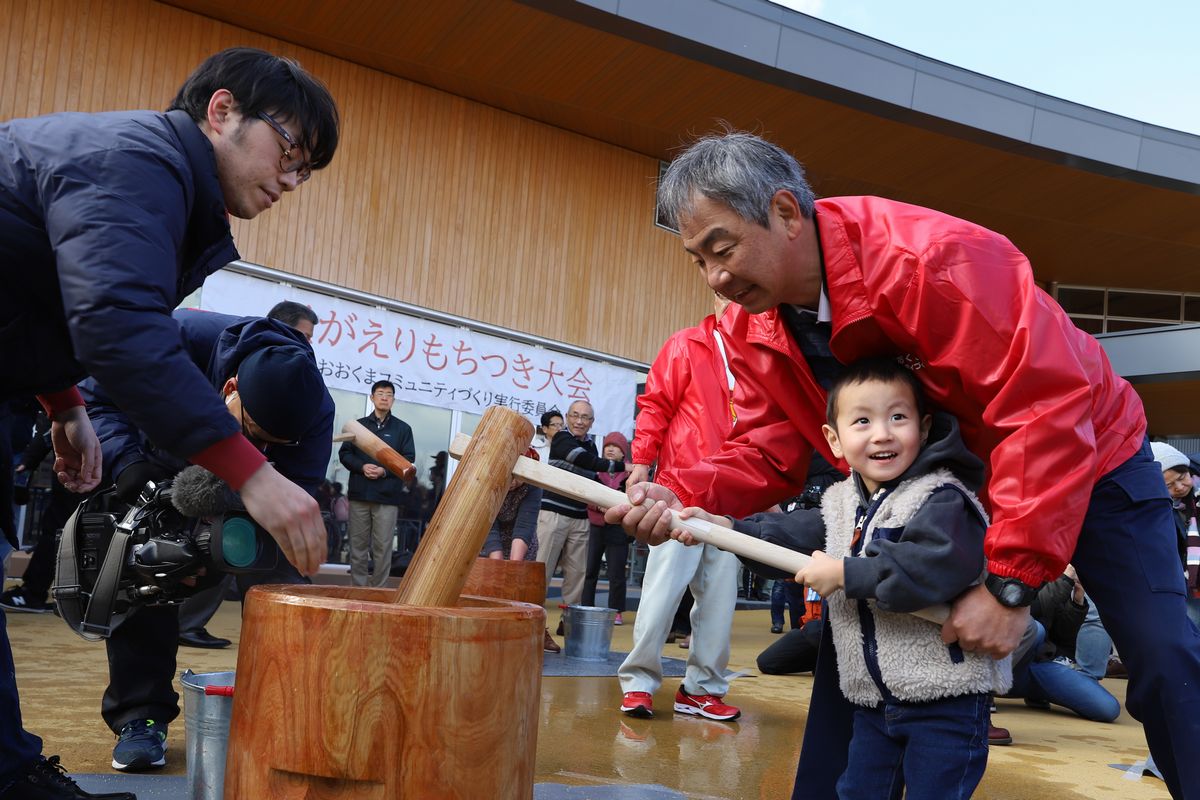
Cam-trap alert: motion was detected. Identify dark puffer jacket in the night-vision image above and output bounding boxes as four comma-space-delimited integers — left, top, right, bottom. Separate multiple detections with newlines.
0, 108, 242, 463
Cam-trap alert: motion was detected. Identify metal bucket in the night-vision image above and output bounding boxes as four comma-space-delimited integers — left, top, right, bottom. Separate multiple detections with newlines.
181, 669, 235, 800
561, 604, 616, 661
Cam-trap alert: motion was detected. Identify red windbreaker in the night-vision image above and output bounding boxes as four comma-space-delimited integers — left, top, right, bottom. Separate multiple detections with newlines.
657, 196, 1147, 587
632, 313, 737, 474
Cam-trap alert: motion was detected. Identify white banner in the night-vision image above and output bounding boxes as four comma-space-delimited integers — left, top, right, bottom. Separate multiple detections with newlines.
198, 270, 639, 438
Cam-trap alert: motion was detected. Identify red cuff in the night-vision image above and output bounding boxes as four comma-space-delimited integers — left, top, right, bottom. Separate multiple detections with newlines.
37, 387, 84, 417
985, 560, 1052, 588
190, 434, 268, 491
656, 471, 696, 509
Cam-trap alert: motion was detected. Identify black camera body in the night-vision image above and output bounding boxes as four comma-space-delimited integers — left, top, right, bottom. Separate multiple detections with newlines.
54, 471, 278, 640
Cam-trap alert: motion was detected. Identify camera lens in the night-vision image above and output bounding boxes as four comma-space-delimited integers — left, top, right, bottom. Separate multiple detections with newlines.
222, 516, 260, 568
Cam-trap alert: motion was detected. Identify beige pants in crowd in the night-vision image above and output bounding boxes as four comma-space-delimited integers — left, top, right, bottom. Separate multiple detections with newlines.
536, 509, 589, 606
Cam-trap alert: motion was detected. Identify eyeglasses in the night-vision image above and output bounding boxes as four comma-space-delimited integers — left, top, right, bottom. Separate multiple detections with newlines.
566, 412, 593, 421
257, 111, 313, 184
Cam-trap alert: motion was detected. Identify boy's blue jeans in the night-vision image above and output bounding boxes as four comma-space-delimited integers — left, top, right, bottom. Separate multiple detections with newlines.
836, 693, 990, 800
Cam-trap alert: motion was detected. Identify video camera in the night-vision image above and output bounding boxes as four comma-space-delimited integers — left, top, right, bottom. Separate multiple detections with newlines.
52, 465, 279, 640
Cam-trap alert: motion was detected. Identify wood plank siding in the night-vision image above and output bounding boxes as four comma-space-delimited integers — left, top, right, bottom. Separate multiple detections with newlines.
0, 0, 708, 364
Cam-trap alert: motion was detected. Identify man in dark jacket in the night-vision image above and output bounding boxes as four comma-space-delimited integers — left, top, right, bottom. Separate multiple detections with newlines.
0, 48, 338, 800
339, 381, 416, 587
81, 309, 334, 773
537, 399, 627, 632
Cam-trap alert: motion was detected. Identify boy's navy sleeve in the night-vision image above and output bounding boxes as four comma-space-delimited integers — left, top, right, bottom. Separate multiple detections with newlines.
730, 508, 827, 579
842, 486, 986, 613
732, 508, 827, 554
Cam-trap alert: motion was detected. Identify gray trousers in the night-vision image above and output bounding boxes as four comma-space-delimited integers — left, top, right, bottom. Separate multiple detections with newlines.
348, 500, 399, 588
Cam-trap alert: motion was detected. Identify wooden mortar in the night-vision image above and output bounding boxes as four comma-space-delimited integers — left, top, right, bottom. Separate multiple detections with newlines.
224, 408, 540, 798
224, 585, 543, 799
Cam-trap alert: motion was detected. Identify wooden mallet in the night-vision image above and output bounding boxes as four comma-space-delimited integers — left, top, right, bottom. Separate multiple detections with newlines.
448, 433, 950, 625
393, 407, 534, 607
338, 419, 417, 481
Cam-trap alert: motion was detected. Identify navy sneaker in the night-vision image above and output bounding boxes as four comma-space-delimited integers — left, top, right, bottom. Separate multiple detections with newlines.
0, 586, 54, 613
111, 719, 167, 771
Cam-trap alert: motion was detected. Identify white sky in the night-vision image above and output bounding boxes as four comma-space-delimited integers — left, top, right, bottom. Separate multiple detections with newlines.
772, 0, 1200, 136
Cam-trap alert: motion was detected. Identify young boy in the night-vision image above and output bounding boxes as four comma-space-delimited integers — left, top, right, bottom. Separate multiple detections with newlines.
682, 357, 1011, 799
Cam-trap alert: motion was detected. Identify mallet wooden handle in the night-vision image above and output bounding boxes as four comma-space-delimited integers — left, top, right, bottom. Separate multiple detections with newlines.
448, 433, 949, 625
342, 419, 417, 481
395, 409, 533, 607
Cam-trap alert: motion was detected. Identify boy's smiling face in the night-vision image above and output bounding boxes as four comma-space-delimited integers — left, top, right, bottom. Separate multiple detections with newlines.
822, 377, 932, 495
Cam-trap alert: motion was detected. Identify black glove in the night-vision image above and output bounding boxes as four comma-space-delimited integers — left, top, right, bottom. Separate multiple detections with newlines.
115, 460, 172, 504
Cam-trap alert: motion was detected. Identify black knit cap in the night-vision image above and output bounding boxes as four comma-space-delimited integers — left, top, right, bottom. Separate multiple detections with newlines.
236, 345, 325, 443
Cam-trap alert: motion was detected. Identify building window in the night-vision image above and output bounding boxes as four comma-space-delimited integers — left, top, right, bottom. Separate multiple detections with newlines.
1052, 283, 1200, 334
654, 161, 678, 233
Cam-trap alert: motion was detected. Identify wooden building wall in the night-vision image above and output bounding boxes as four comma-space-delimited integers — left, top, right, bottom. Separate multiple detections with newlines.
0, 0, 709, 364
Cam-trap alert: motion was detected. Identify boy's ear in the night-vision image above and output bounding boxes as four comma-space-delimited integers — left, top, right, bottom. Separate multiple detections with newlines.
821, 423, 843, 459
919, 414, 933, 446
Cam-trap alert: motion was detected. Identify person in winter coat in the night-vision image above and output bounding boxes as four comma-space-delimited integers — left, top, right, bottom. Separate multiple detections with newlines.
80, 309, 333, 774
684, 358, 1010, 799
537, 400, 627, 625
582, 432, 633, 622
1150, 442, 1200, 627
608, 130, 1199, 800
530, 410, 564, 465
338, 380, 416, 588
0, 47, 338, 799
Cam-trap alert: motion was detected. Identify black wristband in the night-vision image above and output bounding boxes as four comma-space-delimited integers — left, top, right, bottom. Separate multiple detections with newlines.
984, 573, 1038, 608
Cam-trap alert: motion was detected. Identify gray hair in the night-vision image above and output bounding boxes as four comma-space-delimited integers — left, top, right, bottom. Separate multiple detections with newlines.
657, 131, 816, 230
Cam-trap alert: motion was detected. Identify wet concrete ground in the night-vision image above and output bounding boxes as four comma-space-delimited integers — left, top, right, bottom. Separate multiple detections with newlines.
4, 583, 1172, 799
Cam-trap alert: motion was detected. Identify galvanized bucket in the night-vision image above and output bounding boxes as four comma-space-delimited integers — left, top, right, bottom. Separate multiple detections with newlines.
181, 669, 235, 800
561, 604, 616, 661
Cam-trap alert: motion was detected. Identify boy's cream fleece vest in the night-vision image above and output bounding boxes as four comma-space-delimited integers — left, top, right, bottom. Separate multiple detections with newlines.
821, 470, 1013, 707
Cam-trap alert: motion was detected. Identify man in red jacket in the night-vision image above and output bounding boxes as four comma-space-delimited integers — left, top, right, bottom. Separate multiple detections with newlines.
608, 131, 1199, 799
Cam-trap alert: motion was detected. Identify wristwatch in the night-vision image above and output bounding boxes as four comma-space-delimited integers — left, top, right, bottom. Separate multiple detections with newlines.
984, 573, 1038, 608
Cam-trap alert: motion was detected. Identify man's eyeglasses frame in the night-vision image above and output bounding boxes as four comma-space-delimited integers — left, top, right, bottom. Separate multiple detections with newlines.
257, 111, 313, 184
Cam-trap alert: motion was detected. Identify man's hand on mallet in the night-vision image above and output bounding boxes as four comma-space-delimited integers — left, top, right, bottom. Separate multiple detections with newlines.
941, 583, 1029, 659
604, 482, 683, 545
363, 463, 386, 480
240, 462, 325, 576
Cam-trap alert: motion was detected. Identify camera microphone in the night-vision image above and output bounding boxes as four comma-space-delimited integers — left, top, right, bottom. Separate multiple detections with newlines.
170, 465, 241, 518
